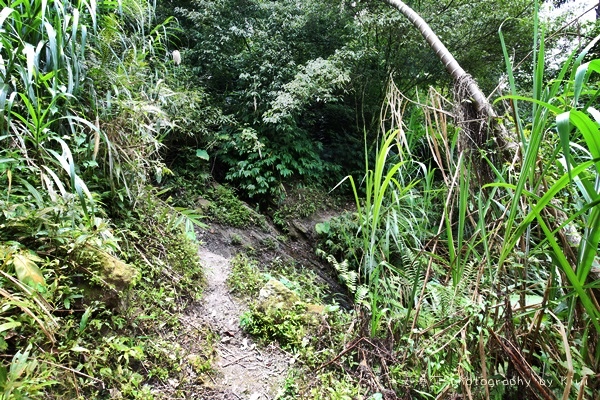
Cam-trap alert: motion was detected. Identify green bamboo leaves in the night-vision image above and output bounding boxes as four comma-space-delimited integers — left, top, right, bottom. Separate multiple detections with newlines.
336, 128, 428, 336
0, 0, 89, 105
0, 0, 106, 224
340, 130, 412, 277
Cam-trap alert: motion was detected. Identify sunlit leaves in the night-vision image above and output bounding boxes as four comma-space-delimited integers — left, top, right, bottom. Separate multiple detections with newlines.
264, 57, 351, 124
574, 59, 600, 104
12, 252, 46, 291
0, 244, 46, 291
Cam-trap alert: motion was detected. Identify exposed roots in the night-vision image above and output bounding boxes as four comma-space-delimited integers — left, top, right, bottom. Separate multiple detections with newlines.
453, 74, 500, 184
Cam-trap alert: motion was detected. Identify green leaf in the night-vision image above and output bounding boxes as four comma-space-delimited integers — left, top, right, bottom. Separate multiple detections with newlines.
12, 251, 46, 290
195, 149, 209, 160
556, 111, 572, 178
0, 320, 21, 333
569, 109, 600, 171
79, 307, 93, 333
0, 365, 6, 387
574, 59, 600, 104
315, 221, 330, 235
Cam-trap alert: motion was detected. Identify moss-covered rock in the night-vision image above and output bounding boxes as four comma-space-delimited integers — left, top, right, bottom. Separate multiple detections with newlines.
257, 279, 325, 318
92, 246, 139, 290
256, 279, 301, 313
72, 244, 139, 309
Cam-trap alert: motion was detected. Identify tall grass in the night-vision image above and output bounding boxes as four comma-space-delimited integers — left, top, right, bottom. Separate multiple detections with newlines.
334, 2, 600, 396
334, 85, 432, 336
495, 0, 600, 340
0, 0, 199, 396
0, 0, 100, 218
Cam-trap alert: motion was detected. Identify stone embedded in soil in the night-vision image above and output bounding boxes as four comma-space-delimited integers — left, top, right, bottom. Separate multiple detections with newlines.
257, 278, 301, 312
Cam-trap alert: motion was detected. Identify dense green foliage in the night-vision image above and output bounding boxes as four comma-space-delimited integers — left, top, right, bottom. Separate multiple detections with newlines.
314, 9, 600, 396
0, 0, 206, 397
1, 0, 599, 398
165, 0, 537, 200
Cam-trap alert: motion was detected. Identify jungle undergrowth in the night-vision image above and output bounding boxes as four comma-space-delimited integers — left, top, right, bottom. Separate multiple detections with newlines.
226, 251, 387, 399
0, 189, 207, 399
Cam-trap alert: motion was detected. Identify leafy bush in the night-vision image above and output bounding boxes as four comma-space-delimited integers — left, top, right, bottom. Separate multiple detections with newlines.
0, 0, 207, 391
227, 253, 266, 297
240, 304, 309, 351
0, 183, 206, 397
217, 127, 339, 200
206, 184, 264, 228
316, 211, 362, 269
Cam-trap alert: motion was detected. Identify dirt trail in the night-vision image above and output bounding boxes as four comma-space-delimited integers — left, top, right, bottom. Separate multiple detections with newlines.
151, 209, 345, 399
189, 248, 291, 399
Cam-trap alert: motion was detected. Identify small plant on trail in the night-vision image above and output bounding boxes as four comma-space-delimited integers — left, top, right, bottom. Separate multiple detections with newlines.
229, 233, 243, 246
240, 304, 309, 351
206, 185, 264, 228
227, 253, 266, 297
260, 236, 279, 251
267, 257, 328, 304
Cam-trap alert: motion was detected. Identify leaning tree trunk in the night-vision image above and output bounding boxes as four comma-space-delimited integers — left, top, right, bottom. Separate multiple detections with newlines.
383, 0, 509, 182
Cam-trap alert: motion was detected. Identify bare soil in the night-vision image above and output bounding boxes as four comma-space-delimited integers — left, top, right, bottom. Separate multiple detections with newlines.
151, 210, 347, 399
189, 248, 291, 400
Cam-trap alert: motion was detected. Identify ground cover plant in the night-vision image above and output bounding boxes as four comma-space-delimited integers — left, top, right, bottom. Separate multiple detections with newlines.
314, 4, 600, 397
1, 0, 599, 398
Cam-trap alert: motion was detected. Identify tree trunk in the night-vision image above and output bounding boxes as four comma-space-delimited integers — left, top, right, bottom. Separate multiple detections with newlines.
382, 0, 495, 115
382, 0, 508, 182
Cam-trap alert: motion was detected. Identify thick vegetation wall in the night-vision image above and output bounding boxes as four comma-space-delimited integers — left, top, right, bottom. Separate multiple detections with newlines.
1, 0, 599, 398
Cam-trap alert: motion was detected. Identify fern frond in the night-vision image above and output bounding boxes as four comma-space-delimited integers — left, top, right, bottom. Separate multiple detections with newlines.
318, 250, 359, 293
355, 285, 369, 305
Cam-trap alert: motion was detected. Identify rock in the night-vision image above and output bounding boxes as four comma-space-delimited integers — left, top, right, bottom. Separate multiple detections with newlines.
75, 245, 139, 310
306, 304, 325, 315
257, 279, 301, 313
197, 197, 212, 210
291, 221, 308, 237
91, 246, 139, 290
256, 279, 325, 323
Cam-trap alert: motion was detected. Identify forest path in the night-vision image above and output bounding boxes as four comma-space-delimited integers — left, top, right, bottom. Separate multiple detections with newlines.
185, 247, 291, 399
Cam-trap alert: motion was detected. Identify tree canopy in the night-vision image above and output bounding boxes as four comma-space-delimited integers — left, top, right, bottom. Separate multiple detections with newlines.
165, 0, 536, 199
